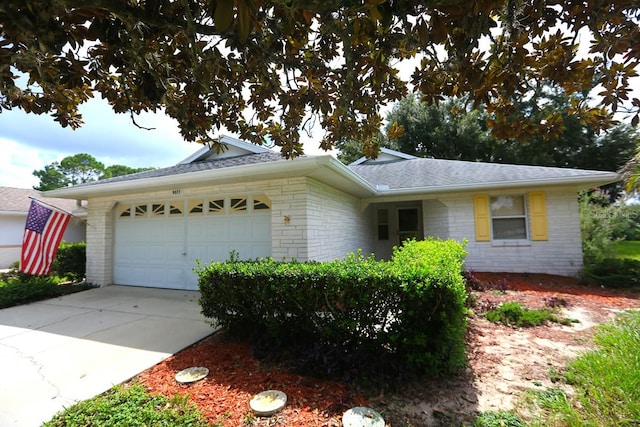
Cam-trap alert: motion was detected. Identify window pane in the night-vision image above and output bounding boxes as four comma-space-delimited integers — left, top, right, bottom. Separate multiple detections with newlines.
169, 203, 183, 216
378, 224, 389, 240
152, 203, 165, 217
253, 196, 271, 210
492, 218, 527, 239
230, 197, 247, 213
135, 204, 147, 217
377, 209, 388, 223
490, 195, 525, 217
188, 199, 204, 215
208, 199, 224, 214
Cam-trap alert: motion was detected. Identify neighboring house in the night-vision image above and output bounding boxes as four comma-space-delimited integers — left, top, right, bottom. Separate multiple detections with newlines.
0, 187, 87, 269
46, 136, 619, 290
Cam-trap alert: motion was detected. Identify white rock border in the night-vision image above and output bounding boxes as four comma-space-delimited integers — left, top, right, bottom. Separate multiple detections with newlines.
174, 366, 209, 384
342, 406, 385, 427
249, 389, 287, 416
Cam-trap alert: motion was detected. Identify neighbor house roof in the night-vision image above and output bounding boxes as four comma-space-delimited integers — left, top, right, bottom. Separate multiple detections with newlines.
45, 139, 620, 200
0, 187, 83, 215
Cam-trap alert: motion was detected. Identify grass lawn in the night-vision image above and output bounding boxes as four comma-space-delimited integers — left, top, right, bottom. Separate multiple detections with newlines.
615, 240, 640, 260
527, 311, 640, 426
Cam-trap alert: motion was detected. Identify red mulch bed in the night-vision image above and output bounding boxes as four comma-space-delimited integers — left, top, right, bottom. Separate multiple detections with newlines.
133, 272, 640, 426
473, 272, 640, 309
136, 333, 367, 426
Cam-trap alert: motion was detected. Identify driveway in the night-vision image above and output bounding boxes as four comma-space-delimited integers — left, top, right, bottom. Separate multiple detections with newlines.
0, 286, 216, 426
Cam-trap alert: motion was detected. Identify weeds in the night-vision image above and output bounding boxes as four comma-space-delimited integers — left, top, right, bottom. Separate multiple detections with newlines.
485, 302, 571, 327
43, 383, 208, 427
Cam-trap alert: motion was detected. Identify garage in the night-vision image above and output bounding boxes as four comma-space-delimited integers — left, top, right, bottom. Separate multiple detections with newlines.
114, 195, 272, 290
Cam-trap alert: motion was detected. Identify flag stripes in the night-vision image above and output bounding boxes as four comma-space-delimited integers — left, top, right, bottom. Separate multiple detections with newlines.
20, 200, 71, 275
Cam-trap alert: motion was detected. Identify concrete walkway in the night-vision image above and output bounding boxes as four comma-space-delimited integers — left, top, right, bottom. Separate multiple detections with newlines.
0, 286, 216, 426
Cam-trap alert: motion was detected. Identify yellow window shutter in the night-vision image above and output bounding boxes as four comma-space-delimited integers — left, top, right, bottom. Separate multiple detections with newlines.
528, 192, 548, 241
473, 195, 491, 241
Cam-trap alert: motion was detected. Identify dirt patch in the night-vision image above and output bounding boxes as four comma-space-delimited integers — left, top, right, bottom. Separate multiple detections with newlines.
133, 273, 640, 426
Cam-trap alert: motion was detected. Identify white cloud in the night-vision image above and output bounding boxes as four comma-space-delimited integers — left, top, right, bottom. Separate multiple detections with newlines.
0, 138, 47, 188
0, 98, 202, 188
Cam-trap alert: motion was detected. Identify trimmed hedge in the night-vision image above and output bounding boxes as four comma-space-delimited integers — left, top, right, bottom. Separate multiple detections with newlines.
51, 241, 86, 281
197, 239, 468, 381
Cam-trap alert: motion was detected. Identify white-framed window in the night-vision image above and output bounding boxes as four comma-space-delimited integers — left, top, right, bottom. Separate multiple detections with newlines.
490, 195, 527, 240
377, 209, 389, 240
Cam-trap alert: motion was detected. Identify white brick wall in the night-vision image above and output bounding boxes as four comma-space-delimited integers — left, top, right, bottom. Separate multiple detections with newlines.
84, 178, 584, 286
423, 199, 450, 239
305, 179, 373, 261
85, 199, 114, 286
84, 177, 374, 285
437, 186, 583, 276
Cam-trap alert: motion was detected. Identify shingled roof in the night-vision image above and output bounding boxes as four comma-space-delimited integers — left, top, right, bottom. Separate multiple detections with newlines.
44, 143, 620, 199
65, 152, 286, 189
0, 187, 81, 213
348, 158, 618, 190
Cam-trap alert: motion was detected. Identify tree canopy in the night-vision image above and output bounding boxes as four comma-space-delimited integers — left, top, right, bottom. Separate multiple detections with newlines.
1, 1, 639, 157
33, 153, 154, 190
339, 91, 639, 183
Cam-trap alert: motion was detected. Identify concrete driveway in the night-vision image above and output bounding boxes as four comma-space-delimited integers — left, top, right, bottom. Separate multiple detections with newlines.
0, 286, 216, 426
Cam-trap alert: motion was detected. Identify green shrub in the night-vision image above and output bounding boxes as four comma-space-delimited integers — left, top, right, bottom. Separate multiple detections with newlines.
0, 276, 61, 308
485, 301, 567, 327
0, 275, 94, 309
586, 257, 640, 288
197, 239, 468, 384
579, 193, 618, 268
51, 241, 86, 281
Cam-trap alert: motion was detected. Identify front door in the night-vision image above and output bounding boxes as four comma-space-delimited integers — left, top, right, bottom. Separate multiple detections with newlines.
398, 207, 421, 244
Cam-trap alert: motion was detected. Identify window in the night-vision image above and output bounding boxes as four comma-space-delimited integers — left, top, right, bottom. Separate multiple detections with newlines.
118, 204, 132, 218
377, 209, 389, 240
152, 203, 165, 217
188, 199, 204, 215
134, 204, 148, 217
230, 197, 247, 213
490, 195, 527, 240
168, 202, 183, 216
253, 196, 271, 211
208, 199, 225, 214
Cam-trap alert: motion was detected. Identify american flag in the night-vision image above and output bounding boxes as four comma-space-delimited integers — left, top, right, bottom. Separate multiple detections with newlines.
20, 200, 71, 275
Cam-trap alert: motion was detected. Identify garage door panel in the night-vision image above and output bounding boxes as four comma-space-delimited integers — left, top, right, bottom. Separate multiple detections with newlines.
114, 198, 271, 290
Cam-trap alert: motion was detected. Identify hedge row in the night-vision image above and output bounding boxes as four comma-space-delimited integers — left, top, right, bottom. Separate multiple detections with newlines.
197, 239, 468, 381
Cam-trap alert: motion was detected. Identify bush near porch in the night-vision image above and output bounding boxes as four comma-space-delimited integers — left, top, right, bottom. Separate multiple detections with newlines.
197, 239, 468, 383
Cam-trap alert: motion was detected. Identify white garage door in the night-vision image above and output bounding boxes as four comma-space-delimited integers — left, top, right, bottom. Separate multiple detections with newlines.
114, 195, 271, 290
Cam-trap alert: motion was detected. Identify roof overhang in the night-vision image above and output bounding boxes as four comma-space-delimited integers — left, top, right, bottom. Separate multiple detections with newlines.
365, 171, 621, 201
44, 153, 620, 202
45, 156, 379, 199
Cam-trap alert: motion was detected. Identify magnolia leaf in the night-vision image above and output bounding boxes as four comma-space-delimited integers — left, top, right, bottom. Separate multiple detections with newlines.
214, 0, 235, 32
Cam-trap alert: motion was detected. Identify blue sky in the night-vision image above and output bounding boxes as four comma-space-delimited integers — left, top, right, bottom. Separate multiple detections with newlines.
0, 96, 335, 189
0, 98, 203, 188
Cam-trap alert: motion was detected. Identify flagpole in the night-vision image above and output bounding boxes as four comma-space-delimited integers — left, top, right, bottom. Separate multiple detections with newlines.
29, 196, 90, 225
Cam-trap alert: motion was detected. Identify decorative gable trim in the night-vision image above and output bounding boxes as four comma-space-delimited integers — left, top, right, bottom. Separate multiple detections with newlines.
177, 135, 272, 165
349, 148, 418, 166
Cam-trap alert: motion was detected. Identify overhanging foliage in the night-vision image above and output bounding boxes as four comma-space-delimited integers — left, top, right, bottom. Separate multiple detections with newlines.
1, 1, 639, 157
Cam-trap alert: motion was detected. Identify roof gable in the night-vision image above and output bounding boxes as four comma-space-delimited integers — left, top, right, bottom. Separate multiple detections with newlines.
349, 148, 418, 165
177, 135, 272, 164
